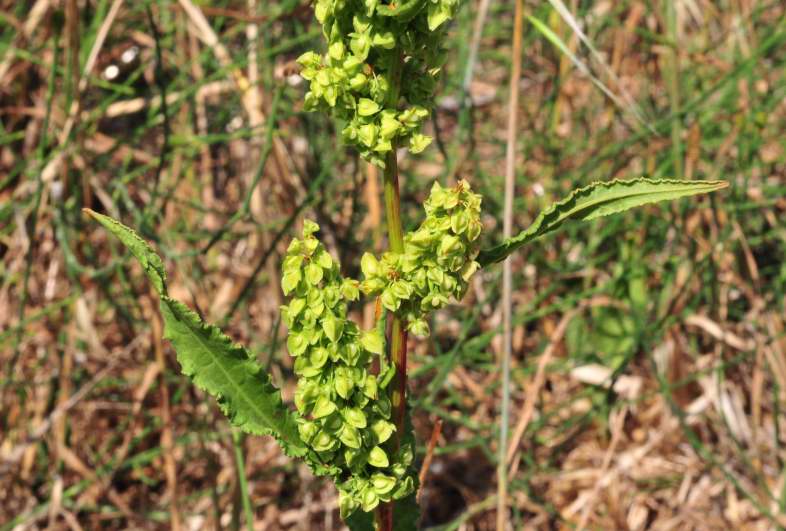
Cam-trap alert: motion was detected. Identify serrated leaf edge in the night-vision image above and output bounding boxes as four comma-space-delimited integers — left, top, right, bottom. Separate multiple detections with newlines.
84, 209, 330, 469
477, 178, 727, 266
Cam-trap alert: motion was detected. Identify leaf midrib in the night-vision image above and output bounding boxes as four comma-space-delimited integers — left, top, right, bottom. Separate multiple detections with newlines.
556, 182, 721, 224
167, 299, 303, 450
480, 180, 724, 264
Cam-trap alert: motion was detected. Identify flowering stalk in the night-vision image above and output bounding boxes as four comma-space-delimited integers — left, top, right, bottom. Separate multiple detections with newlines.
381, 144, 407, 531
85, 3, 729, 529
297, 2, 463, 523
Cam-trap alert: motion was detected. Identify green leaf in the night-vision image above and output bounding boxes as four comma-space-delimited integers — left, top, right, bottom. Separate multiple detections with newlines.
343, 407, 368, 429
316, 249, 334, 269
380, 289, 400, 312
341, 279, 360, 301
427, 1, 451, 30
160, 298, 307, 453
287, 332, 308, 357
309, 346, 330, 369
281, 270, 301, 295
370, 474, 396, 495
84, 209, 167, 295
339, 423, 362, 448
334, 367, 355, 399
408, 133, 431, 154
85, 210, 309, 459
363, 374, 378, 399
376, 0, 426, 19
289, 298, 306, 318
361, 488, 380, 512
303, 219, 320, 236
477, 178, 728, 266
360, 252, 380, 278
323, 312, 343, 343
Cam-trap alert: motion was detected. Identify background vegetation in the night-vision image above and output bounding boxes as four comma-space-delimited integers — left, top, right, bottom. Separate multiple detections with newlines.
2, 0, 785, 529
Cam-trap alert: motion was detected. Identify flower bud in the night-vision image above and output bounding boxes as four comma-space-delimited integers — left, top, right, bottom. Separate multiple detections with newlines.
357, 98, 380, 117
350, 32, 371, 60
409, 133, 431, 153
438, 234, 461, 256
379, 110, 402, 139
372, 30, 396, 49
368, 446, 389, 467
408, 318, 430, 338
349, 72, 367, 91
329, 41, 345, 61
357, 123, 378, 147
360, 252, 380, 278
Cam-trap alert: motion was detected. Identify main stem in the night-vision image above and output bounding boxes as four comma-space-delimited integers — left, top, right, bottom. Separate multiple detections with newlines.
377, 148, 408, 531
383, 149, 408, 436
377, 50, 406, 531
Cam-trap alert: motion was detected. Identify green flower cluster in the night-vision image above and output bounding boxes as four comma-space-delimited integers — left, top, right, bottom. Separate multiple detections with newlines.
279, 182, 480, 515
297, 0, 460, 165
360, 180, 483, 337
280, 220, 415, 517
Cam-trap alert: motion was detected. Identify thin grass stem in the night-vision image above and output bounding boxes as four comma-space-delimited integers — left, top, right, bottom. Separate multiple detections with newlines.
665, 0, 683, 180
232, 429, 255, 531
497, 0, 524, 528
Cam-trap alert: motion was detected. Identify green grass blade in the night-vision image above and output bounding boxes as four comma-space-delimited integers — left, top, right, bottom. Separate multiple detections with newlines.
85, 209, 308, 458
542, 0, 651, 130
527, 14, 652, 132
232, 429, 255, 531
477, 178, 728, 266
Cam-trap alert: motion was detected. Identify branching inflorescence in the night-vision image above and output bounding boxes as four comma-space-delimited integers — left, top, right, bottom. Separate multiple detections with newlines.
359, 180, 482, 337
283, 0, 469, 518
87, 0, 727, 527
280, 220, 416, 516
298, 0, 460, 166
279, 176, 482, 516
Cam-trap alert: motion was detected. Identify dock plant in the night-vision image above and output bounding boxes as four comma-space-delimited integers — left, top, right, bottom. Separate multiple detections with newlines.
86, 0, 727, 528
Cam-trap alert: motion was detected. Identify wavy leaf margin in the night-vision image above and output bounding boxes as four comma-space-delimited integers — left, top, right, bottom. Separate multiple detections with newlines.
477, 178, 728, 266
85, 209, 311, 459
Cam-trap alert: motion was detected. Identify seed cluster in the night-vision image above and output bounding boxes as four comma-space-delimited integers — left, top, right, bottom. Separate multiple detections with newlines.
281, 221, 415, 517
298, 0, 460, 166
360, 180, 483, 337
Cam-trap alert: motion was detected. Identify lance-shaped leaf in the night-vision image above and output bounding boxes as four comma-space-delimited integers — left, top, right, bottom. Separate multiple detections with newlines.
85, 209, 309, 458
477, 178, 728, 266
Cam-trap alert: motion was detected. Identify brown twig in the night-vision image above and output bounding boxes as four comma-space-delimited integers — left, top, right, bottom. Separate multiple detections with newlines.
0, 0, 51, 86
506, 311, 574, 473
0, 350, 128, 474
575, 407, 627, 530
417, 418, 443, 504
